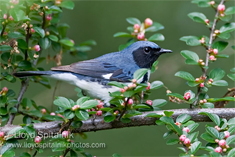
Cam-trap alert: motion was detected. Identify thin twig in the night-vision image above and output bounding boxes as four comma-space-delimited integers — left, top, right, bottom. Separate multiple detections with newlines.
63, 148, 70, 157
32, 150, 38, 157
193, 0, 225, 106
117, 97, 129, 120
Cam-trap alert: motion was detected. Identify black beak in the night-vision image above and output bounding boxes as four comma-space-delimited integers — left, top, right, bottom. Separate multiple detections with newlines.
159, 48, 173, 54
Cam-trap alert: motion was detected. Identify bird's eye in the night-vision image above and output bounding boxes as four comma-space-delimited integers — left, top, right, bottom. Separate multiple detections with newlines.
144, 47, 150, 53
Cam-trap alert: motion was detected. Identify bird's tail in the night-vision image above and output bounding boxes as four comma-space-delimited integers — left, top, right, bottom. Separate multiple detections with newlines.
13, 71, 57, 77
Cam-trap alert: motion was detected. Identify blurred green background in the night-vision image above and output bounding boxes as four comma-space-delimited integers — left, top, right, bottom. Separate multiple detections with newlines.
2, 0, 235, 156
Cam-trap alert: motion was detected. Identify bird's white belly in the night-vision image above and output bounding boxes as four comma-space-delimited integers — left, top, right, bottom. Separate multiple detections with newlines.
49, 73, 120, 103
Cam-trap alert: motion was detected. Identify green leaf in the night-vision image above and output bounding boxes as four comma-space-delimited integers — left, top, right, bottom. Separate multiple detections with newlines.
148, 33, 165, 41
10, 9, 27, 21
126, 17, 141, 25
39, 37, 51, 50
212, 80, 228, 86
181, 50, 199, 65
48, 35, 58, 42
133, 68, 148, 80
191, 141, 201, 154
113, 32, 132, 38
226, 135, 235, 145
2, 150, 15, 157
209, 68, 225, 81
212, 41, 228, 52
76, 97, 90, 105
59, 39, 74, 47
228, 126, 235, 134
121, 118, 131, 123
150, 81, 163, 90
163, 130, 173, 139
104, 115, 115, 122
151, 60, 158, 73
152, 99, 167, 108
75, 110, 89, 120
17, 39, 28, 50
164, 111, 174, 117
206, 127, 219, 138
18, 61, 32, 70
218, 32, 231, 39
7, 32, 24, 39
228, 148, 235, 157
192, 0, 210, 7
145, 113, 162, 118
7, 127, 26, 140
187, 131, 199, 143
188, 12, 207, 23
220, 22, 235, 34
225, 6, 235, 15
53, 97, 71, 109
199, 112, 220, 126
228, 73, 235, 81
80, 100, 98, 109
60, 1, 75, 10
207, 97, 235, 102
188, 123, 199, 133
200, 132, 215, 143
160, 116, 182, 135
167, 93, 184, 100
64, 110, 75, 119
80, 40, 97, 46
34, 27, 45, 38
0, 45, 12, 52
228, 118, 235, 125
108, 81, 125, 88
201, 102, 214, 108
113, 153, 122, 157
175, 71, 195, 81
145, 22, 164, 32
231, 67, 235, 72
180, 36, 200, 46
176, 114, 191, 123
166, 139, 179, 145
216, 54, 229, 58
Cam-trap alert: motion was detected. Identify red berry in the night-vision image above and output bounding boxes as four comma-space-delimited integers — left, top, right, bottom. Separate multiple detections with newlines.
34, 136, 41, 143
46, 14, 52, 21
205, 19, 209, 24
62, 131, 69, 138
145, 100, 153, 106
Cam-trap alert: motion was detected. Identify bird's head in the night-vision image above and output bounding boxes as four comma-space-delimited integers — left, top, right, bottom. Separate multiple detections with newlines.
124, 41, 172, 68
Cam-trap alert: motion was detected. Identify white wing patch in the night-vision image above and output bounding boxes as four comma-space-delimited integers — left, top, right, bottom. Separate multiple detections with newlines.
102, 73, 113, 79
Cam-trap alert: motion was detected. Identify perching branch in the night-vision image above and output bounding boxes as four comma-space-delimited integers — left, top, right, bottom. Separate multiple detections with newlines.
2, 108, 235, 137
215, 88, 235, 108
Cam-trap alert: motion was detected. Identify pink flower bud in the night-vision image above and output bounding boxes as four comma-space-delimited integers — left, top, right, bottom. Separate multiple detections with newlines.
137, 33, 145, 40
215, 139, 219, 143
145, 100, 153, 106
50, 112, 56, 116
97, 101, 104, 109
205, 19, 209, 24
182, 127, 190, 133
128, 99, 133, 105
41, 108, 46, 114
31, 28, 35, 33
146, 82, 151, 90
199, 38, 205, 44
34, 136, 41, 143
195, 78, 200, 82
96, 110, 102, 116
179, 135, 186, 142
114, 110, 119, 115
215, 147, 222, 153
0, 132, 4, 138
224, 131, 230, 138
209, 1, 215, 5
62, 131, 69, 138
34, 45, 40, 52
120, 88, 125, 93
215, 125, 221, 131
184, 92, 191, 100
2, 87, 8, 93
209, 55, 216, 61
124, 86, 128, 90
46, 15, 52, 21
199, 100, 204, 104
209, 78, 213, 82
132, 79, 137, 83
200, 83, 204, 88
70, 39, 75, 45
133, 24, 140, 30
219, 140, 226, 147
184, 138, 190, 145
131, 84, 136, 88
11, 0, 19, 4
8, 15, 13, 21
145, 18, 153, 26
213, 49, 218, 55
3, 14, 7, 20
57, 113, 64, 118
203, 99, 207, 103
217, 4, 225, 12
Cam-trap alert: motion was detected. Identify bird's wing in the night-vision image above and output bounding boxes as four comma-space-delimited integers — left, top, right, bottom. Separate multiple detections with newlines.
51, 59, 132, 82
